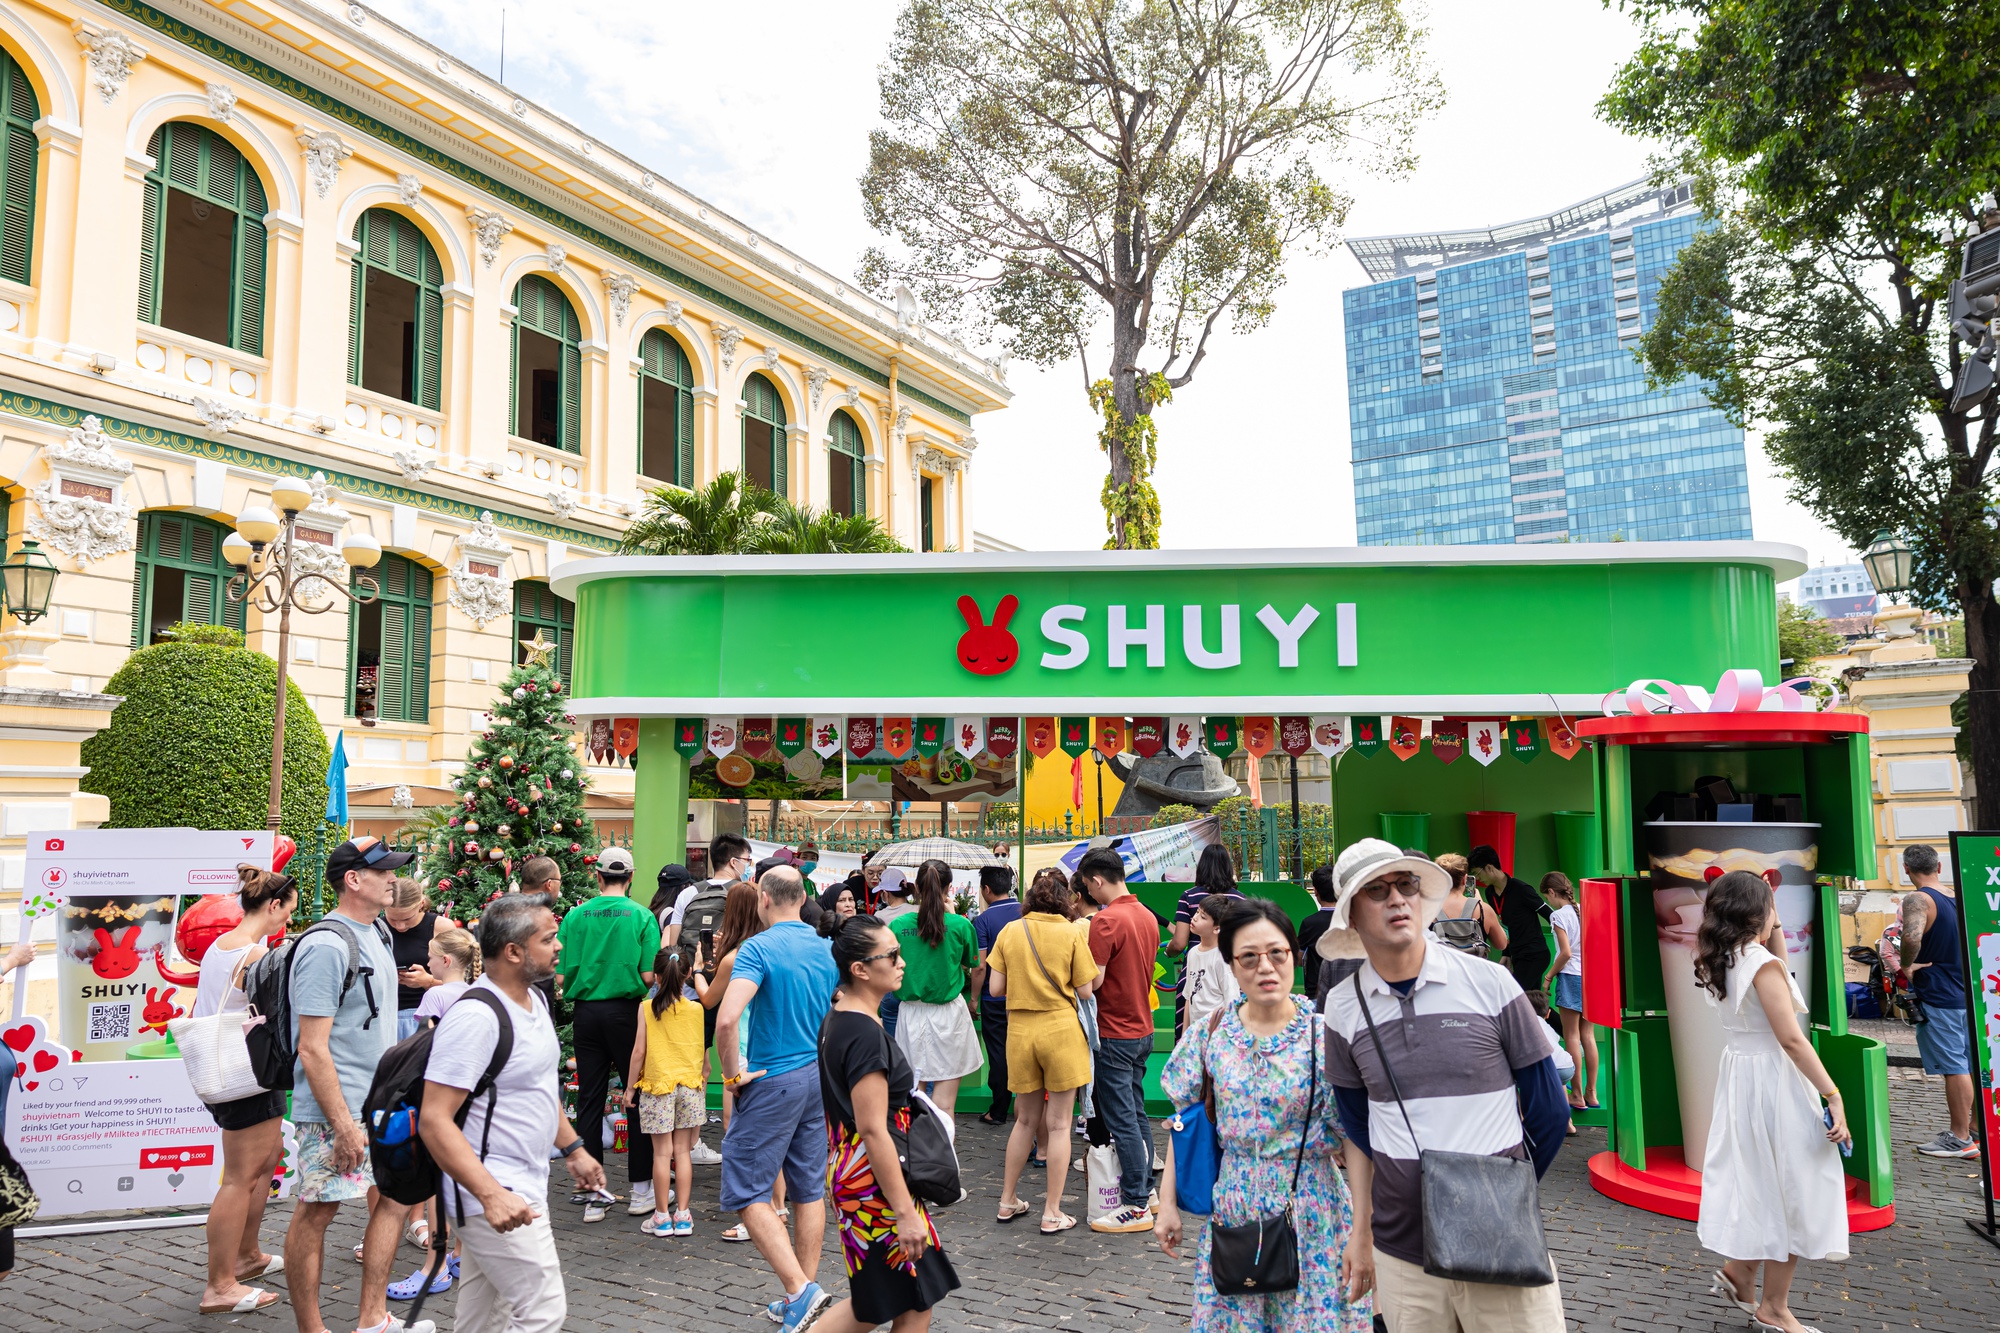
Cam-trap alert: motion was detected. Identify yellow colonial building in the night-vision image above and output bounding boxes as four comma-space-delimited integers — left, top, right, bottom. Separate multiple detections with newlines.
0, 0, 1008, 1002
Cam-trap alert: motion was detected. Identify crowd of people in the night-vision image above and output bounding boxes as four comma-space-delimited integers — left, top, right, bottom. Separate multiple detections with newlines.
118, 820, 1945, 1333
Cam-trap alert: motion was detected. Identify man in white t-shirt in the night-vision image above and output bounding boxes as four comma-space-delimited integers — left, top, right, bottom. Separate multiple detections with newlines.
421, 893, 604, 1333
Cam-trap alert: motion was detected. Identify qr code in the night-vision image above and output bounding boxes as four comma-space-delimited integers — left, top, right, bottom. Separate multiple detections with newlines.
88, 1002, 133, 1043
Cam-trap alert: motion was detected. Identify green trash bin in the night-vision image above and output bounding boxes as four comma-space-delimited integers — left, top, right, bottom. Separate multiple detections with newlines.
1552, 810, 1601, 882
124, 1032, 180, 1060
1378, 812, 1430, 853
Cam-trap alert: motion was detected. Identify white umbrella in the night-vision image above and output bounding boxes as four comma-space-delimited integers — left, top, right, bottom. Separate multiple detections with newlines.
864, 836, 1009, 871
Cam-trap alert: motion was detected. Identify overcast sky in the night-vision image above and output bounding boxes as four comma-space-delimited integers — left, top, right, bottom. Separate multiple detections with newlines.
372, 0, 1849, 585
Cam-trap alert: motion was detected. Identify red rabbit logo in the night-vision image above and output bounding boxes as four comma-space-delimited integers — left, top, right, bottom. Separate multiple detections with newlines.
955, 595, 1020, 676
91, 927, 142, 980
139, 986, 183, 1037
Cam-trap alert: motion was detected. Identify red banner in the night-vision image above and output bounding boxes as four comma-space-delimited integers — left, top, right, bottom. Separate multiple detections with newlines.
881, 717, 913, 758
612, 718, 640, 757
1242, 716, 1276, 758
1431, 719, 1466, 765
1095, 717, 1128, 757
740, 717, 774, 760
846, 716, 877, 760
985, 717, 1019, 759
1024, 716, 1057, 758
1131, 716, 1165, 757
1278, 715, 1312, 757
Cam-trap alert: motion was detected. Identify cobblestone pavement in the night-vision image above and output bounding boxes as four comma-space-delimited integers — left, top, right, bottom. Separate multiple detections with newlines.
8, 1068, 1996, 1332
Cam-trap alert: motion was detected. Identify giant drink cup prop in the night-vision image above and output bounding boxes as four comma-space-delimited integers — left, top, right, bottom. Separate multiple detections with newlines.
1646, 821, 1819, 1170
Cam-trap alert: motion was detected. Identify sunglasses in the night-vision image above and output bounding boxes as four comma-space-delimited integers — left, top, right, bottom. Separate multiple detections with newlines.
1233, 947, 1294, 970
1359, 874, 1424, 902
859, 948, 902, 967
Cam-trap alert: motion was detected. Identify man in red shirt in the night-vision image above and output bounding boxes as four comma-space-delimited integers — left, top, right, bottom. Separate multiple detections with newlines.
1075, 847, 1161, 1234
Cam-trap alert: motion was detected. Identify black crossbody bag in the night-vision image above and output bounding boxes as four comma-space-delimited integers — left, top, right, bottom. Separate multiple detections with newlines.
1352, 971, 1555, 1287
1207, 1011, 1314, 1295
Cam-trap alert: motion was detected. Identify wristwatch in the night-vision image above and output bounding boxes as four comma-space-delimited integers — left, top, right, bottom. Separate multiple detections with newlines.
557, 1138, 585, 1157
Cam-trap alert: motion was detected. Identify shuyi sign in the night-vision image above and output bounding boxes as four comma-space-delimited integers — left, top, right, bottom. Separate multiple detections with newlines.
553, 545, 1802, 717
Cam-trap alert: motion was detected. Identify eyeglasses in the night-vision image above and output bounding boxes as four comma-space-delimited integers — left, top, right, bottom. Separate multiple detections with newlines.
1233, 947, 1294, 971
1359, 874, 1424, 902
859, 948, 902, 967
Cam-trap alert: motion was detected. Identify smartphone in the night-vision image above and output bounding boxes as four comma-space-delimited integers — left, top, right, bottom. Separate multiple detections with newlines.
700, 928, 715, 958
1824, 1106, 1853, 1157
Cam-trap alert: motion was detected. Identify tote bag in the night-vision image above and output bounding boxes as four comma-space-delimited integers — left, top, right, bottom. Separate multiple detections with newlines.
169, 1008, 267, 1105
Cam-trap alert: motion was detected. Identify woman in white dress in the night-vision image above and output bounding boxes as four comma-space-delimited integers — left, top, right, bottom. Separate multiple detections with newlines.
1694, 870, 1852, 1333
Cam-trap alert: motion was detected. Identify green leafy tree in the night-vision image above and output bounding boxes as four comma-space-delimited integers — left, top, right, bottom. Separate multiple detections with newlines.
81, 623, 330, 841
421, 656, 600, 924
859, 0, 1438, 548
1600, 0, 2000, 821
620, 472, 905, 555
1777, 600, 1843, 670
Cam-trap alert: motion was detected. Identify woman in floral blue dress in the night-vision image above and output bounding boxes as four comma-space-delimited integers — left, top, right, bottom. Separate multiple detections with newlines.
1155, 897, 1371, 1333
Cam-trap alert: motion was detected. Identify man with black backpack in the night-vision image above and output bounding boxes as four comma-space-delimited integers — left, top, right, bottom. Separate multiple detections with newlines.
419, 892, 602, 1333
278, 837, 427, 1333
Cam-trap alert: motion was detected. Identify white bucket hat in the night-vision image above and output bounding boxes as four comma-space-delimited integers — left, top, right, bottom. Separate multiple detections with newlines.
1316, 837, 1453, 962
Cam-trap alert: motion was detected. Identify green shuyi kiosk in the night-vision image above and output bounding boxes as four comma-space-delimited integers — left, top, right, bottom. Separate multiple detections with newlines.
553, 541, 1891, 1223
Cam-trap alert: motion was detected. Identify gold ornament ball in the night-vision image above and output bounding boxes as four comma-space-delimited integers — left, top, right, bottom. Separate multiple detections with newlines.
498, 755, 515, 769
465, 820, 480, 833
497, 823, 511, 836
477, 776, 492, 788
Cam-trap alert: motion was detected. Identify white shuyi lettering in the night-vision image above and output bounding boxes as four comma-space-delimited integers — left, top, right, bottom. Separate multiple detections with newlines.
1256, 603, 1321, 668
1335, 602, 1358, 667
1040, 604, 1090, 669
1108, 604, 1166, 669
1182, 605, 1240, 669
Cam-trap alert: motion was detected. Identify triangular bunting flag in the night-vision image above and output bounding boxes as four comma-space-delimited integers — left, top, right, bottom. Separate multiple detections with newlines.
1131, 717, 1166, 758
1059, 716, 1092, 759
1095, 717, 1127, 757
672, 717, 706, 761
846, 717, 878, 760
1278, 716, 1312, 758
914, 717, 947, 757
812, 717, 843, 759
1025, 717, 1058, 759
1167, 715, 1200, 758
1387, 716, 1422, 761
1467, 719, 1502, 766
615, 718, 642, 758
985, 717, 1019, 760
1545, 715, 1583, 760
1430, 719, 1466, 765
1309, 716, 1349, 759
1507, 718, 1541, 763
1242, 717, 1276, 758
1352, 716, 1383, 758
740, 717, 774, 761
774, 717, 808, 758
1203, 717, 1240, 758
881, 717, 914, 758
952, 717, 985, 758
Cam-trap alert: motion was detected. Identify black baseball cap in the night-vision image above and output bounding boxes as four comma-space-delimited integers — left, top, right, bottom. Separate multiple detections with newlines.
325, 836, 416, 888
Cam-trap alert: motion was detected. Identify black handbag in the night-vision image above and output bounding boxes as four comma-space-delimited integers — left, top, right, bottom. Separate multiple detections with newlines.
1207, 1009, 1314, 1295
1352, 971, 1555, 1287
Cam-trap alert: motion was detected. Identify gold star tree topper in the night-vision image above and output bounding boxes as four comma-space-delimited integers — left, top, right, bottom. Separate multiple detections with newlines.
519, 630, 558, 669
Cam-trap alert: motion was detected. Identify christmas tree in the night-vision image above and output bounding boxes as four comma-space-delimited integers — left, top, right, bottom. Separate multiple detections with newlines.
424, 635, 602, 923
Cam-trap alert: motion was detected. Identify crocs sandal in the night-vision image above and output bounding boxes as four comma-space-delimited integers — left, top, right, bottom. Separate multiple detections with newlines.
200, 1288, 280, 1315
1039, 1212, 1077, 1234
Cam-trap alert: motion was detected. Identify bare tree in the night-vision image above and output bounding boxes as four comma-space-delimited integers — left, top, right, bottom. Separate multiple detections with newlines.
860, 0, 1438, 546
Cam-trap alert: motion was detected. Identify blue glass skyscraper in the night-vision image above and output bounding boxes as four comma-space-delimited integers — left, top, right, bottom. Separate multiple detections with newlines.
1344, 180, 1752, 545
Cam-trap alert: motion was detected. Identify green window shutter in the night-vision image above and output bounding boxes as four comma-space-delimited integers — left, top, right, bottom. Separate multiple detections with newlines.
347, 243, 365, 387
222, 573, 246, 632
773, 421, 788, 497
0, 122, 35, 286
128, 552, 147, 649
156, 516, 183, 561
166, 124, 199, 191
508, 299, 521, 436
677, 378, 694, 487
408, 601, 430, 724
378, 602, 406, 722
560, 339, 581, 453
183, 571, 214, 625
137, 172, 162, 324
417, 283, 443, 411
235, 213, 266, 356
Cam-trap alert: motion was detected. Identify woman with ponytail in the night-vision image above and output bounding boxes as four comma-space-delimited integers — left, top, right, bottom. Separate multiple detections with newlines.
886, 859, 983, 1113
622, 941, 709, 1238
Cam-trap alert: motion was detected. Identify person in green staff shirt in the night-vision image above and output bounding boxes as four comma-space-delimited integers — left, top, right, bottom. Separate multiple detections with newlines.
556, 846, 661, 1223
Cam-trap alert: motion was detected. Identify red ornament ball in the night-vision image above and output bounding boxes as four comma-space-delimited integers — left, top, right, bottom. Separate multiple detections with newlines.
571, 843, 582, 853
498, 755, 515, 769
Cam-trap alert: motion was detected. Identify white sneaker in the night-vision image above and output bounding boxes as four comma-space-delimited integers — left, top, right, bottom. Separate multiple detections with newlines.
581, 1188, 617, 1224
628, 1182, 656, 1215
690, 1141, 723, 1166
1089, 1204, 1154, 1234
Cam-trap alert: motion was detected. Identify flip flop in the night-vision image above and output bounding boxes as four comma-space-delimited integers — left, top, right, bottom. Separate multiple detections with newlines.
1039, 1212, 1077, 1234
978, 1111, 1007, 1126
200, 1288, 280, 1315
239, 1255, 284, 1281
995, 1199, 1030, 1224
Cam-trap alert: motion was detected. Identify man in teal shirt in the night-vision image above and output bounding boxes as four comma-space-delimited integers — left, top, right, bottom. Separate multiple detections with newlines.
555, 846, 660, 1222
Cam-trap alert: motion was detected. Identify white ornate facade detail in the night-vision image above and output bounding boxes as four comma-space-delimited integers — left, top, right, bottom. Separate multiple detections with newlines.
193, 398, 245, 432
843, 385, 863, 409
446, 511, 516, 629
305, 471, 350, 524
914, 444, 950, 476
807, 367, 829, 409
395, 173, 423, 206
662, 299, 683, 326
205, 82, 237, 123
759, 346, 781, 373
74, 23, 146, 105
391, 783, 415, 810
295, 128, 353, 199
640, 172, 655, 190
511, 98, 527, 117
467, 208, 512, 268
545, 243, 566, 274
602, 272, 639, 328
894, 406, 913, 436
47, 417, 134, 478
715, 325, 742, 371
26, 482, 133, 563
390, 449, 434, 482
270, 536, 350, 603
545, 489, 579, 520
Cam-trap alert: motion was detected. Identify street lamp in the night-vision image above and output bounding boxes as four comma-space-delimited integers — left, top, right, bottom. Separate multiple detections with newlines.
1861, 529, 1915, 598
0, 540, 59, 625
227, 477, 382, 833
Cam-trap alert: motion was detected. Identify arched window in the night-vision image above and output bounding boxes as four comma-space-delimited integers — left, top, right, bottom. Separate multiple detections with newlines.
348, 209, 444, 409
741, 372, 786, 496
511, 275, 580, 452
828, 409, 865, 518
138, 122, 268, 354
512, 581, 574, 687
0, 49, 39, 286
349, 553, 432, 724
129, 512, 245, 647
637, 328, 693, 486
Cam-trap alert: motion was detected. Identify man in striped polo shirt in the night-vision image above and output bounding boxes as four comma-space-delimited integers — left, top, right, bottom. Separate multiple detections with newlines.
1320, 838, 1571, 1331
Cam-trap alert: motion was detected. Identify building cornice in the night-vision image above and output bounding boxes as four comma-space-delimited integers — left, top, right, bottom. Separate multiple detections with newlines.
105, 0, 990, 425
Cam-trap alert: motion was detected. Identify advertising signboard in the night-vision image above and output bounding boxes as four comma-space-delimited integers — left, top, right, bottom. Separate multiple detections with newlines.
1946, 833, 2000, 1245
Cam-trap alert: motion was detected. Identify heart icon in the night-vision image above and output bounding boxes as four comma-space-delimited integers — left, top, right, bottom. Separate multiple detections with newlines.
2, 1025, 33, 1052
23, 1081, 36, 1091
31, 1050, 56, 1073
167, 1171, 185, 1188
146, 1152, 158, 1164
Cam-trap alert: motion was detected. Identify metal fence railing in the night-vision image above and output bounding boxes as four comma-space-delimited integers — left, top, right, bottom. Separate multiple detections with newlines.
1217, 803, 1338, 884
